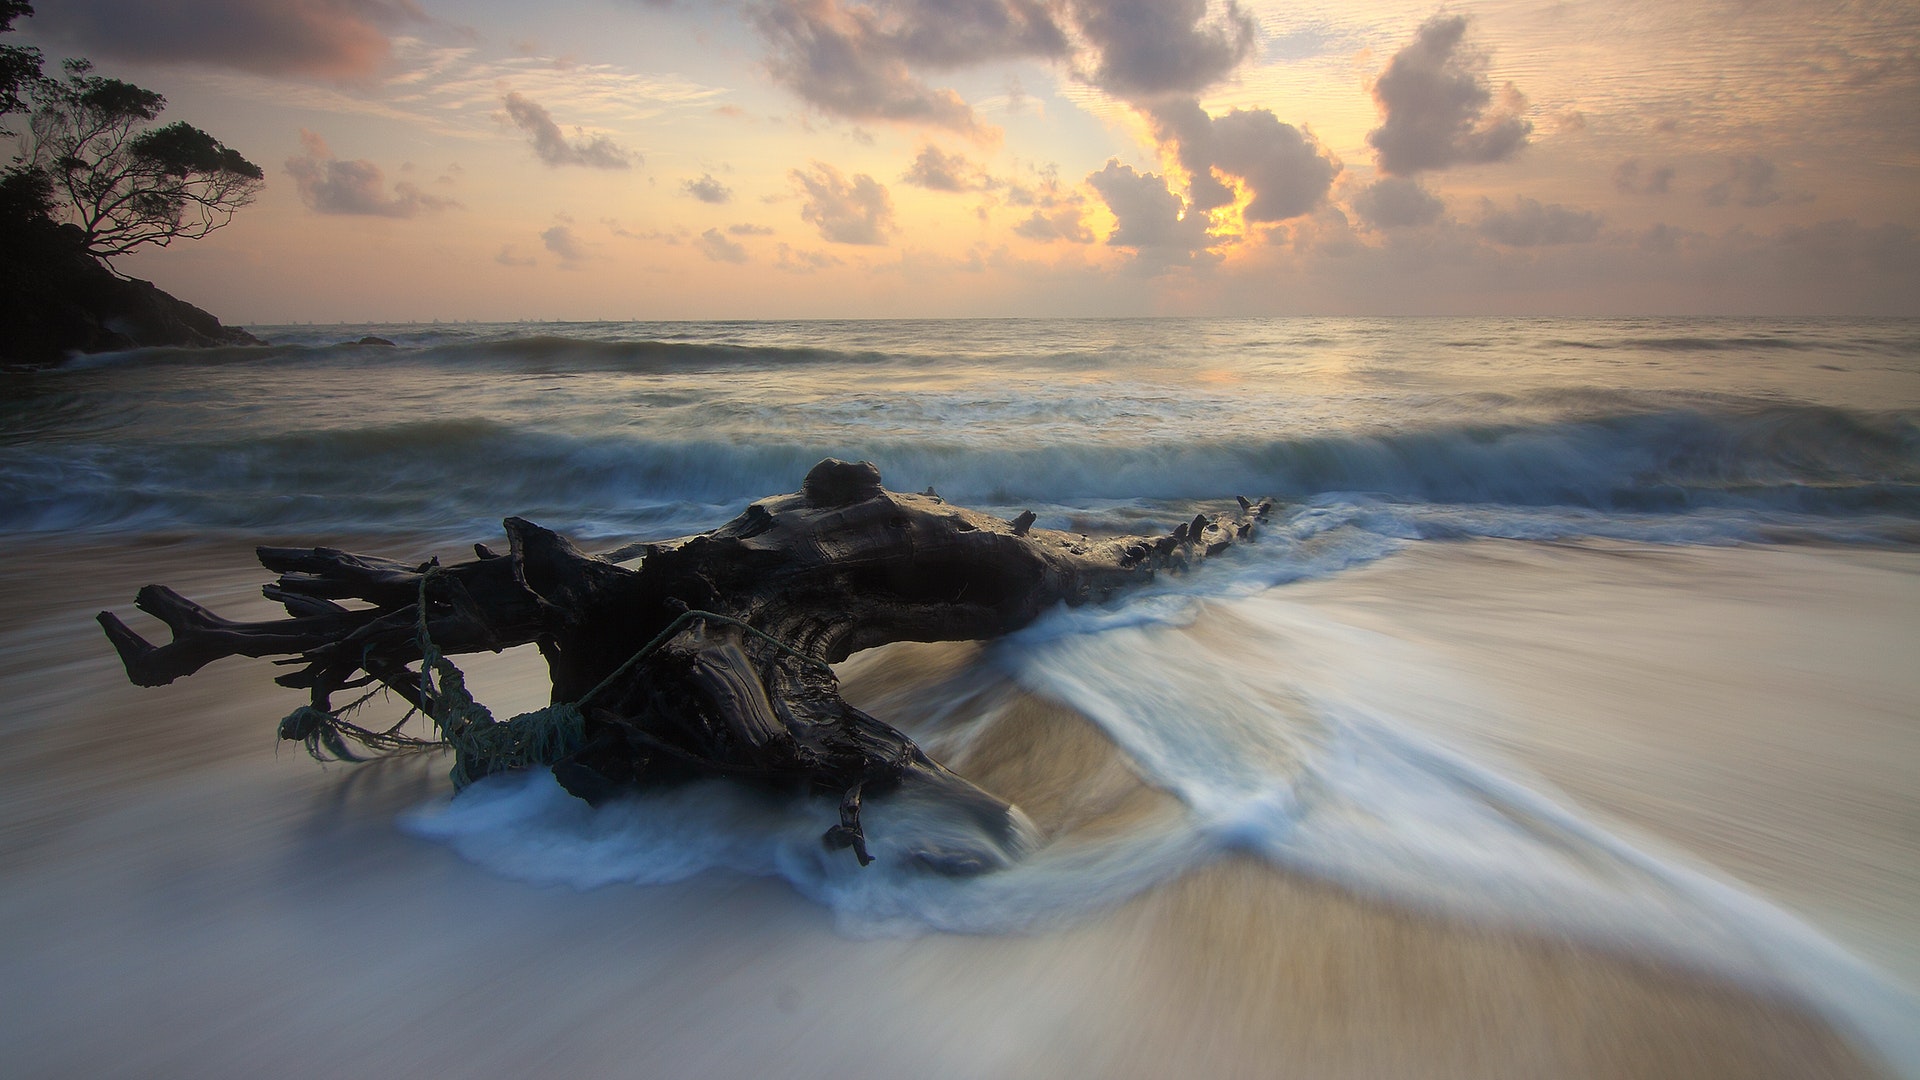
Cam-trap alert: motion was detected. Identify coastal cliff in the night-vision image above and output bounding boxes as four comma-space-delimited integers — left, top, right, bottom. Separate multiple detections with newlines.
0, 212, 260, 367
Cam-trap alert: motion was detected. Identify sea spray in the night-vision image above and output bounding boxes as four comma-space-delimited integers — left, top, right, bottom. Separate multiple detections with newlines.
1002, 591, 1920, 1076
402, 770, 1204, 940
401, 576, 1920, 1072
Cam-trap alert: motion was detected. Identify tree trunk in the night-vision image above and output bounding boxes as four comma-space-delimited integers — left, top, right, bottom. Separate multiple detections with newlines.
99, 459, 1270, 872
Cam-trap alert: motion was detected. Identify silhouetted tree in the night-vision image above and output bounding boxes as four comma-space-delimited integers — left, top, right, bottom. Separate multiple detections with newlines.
2, 1, 53, 231
0, 0, 44, 135
21, 57, 263, 260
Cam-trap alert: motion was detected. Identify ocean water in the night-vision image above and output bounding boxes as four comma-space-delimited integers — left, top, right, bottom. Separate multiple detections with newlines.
4, 316, 1919, 1077
5, 316, 1916, 542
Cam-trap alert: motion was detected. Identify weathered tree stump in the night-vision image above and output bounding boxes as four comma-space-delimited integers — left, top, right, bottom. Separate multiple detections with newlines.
99, 459, 1270, 872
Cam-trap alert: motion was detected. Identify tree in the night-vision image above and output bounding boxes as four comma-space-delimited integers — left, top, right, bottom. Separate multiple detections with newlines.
23, 58, 262, 261
0, 1, 42, 134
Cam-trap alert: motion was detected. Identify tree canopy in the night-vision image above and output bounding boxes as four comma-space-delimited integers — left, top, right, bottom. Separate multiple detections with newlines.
0, 0, 43, 134
25, 60, 264, 259
3, 5, 262, 262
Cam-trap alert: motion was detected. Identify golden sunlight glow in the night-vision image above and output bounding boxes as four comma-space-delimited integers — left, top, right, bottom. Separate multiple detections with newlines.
38, 0, 1917, 318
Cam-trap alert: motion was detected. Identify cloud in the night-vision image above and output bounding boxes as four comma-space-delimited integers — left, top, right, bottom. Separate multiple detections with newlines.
1351, 177, 1444, 229
33, 0, 428, 79
728, 223, 777, 235
1149, 100, 1339, 222
684, 173, 733, 203
752, 0, 1067, 132
1703, 156, 1804, 207
747, 0, 1259, 130
1003, 165, 1092, 241
501, 91, 635, 169
495, 244, 536, 267
1367, 15, 1532, 176
791, 161, 895, 245
1199, 213, 1919, 316
696, 227, 750, 263
1005, 165, 1074, 208
1637, 223, 1691, 253
1086, 158, 1212, 265
902, 144, 987, 191
1613, 158, 1675, 196
776, 242, 845, 273
1013, 206, 1094, 243
541, 224, 592, 266
284, 129, 457, 217
1476, 196, 1602, 246
1069, 0, 1255, 100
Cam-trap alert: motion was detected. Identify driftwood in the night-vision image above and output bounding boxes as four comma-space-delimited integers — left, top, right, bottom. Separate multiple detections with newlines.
99, 459, 1270, 872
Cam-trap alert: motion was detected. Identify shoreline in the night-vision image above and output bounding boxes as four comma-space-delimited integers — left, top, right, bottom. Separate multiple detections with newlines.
2, 534, 1913, 1078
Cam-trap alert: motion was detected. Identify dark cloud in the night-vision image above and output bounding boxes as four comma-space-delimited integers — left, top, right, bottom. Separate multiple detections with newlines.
1476, 196, 1602, 246
885, 0, 1068, 66
541, 224, 591, 266
1613, 158, 1675, 196
728, 223, 777, 235
1150, 100, 1339, 222
33, 0, 427, 78
747, 1, 1259, 129
752, 0, 1067, 131
495, 244, 536, 267
696, 227, 750, 263
1367, 15, 1531, 176
502, 92, 635, 169
902, 144, 986, 191
1069, 0, 1255, 100
1209, 110, 1339, 223
1012, 206, 1094, 243
285, 129, 457, 217
1351, 177, 1444, 229
1703, 155, 1802, 207
791, 161, 894, 244
684, 173, 733, 203
1086, 158, 1211, 264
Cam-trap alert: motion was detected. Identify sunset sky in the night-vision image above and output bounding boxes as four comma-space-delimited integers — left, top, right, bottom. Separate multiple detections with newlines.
12, 0, 1920, 321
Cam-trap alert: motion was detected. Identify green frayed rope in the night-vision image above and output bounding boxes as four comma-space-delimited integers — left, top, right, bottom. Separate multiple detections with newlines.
280, 567, 829, 791
414, 580, 584, 789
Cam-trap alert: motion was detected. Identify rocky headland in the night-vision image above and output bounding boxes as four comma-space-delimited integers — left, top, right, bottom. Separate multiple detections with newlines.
1, 214, 260, 367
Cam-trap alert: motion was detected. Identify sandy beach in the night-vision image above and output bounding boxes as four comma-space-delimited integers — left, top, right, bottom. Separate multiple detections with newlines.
1, 534, 1914, 1079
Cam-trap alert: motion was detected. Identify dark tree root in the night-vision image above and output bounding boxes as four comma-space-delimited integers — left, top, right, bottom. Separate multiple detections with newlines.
99, 459, 1272, 871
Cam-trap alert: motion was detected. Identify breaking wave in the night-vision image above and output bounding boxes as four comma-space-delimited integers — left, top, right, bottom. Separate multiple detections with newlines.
3, 402, 1914, 539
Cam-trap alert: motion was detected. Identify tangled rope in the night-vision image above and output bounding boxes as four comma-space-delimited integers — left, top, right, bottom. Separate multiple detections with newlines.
278, 568, 829, 791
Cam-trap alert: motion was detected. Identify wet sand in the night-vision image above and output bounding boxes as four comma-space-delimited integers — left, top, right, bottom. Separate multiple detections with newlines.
1, 535, 1912, 1078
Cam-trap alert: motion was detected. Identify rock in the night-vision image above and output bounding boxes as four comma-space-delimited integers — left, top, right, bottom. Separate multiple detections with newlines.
0, 218, 261, 366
